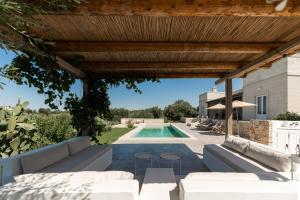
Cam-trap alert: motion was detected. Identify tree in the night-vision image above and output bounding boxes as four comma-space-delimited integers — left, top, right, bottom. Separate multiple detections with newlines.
149, 107, 163, 118
164, 100, 198, 121
38, 108, 51, 115
110, 108, 130, 122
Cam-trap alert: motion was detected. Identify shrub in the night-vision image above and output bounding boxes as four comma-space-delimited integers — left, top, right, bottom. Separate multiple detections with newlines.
164, 100, 198, 121
94, 117, 112, 133
35, 113, 76, 144
127, 120, 134, 128
273, 112, 300, 121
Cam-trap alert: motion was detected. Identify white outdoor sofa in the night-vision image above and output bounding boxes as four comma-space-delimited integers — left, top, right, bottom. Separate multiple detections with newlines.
0, 171, 139, 200
179, 172, 299, 200
2, 136, 112, 184
178, 136, 299, 200
203, 136, 291, 173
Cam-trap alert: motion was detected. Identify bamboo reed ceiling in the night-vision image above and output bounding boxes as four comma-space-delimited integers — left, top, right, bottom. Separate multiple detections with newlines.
31, 0, 300, 79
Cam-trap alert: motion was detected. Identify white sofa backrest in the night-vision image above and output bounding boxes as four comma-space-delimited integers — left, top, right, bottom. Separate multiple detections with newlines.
20, 142, 69, 174
245, 141, 291, 172
223, 136, 249, 154
223, 136, 291, 172
66, 136, 91, 155
2, 141, 70, 182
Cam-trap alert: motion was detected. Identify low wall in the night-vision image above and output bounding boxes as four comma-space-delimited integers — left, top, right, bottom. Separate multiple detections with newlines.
213, 119, 273, 145
235, 120, 273, 145
121, 118, 164, 124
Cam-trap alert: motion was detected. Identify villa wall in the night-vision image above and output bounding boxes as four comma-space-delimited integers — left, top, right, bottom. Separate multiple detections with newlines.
121, 118, 164, 124
235, 120, 273, 145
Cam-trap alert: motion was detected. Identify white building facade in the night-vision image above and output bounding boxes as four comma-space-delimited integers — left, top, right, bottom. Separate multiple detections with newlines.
243, 53, 300, 120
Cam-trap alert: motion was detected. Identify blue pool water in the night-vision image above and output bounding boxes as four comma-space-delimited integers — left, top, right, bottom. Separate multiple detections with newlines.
134, 126, 188, 138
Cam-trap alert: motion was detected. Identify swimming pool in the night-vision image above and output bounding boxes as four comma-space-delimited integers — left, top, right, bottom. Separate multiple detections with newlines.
134, 125, 188, 138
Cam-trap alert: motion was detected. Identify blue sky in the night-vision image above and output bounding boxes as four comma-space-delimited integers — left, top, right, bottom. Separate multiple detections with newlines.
0, 49, 243, 110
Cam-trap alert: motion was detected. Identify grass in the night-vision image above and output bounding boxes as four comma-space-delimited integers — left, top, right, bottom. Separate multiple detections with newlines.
98, 127, 134, 144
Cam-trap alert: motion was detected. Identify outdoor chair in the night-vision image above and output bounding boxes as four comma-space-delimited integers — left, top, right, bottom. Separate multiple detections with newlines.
196, 121, 213, 130
210, 121, 224, 134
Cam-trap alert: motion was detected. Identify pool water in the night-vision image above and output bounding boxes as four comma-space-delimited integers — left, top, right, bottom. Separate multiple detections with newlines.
135, 126, 188, 138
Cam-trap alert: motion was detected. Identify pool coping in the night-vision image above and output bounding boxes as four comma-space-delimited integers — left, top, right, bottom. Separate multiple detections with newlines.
118, 123, 197, 141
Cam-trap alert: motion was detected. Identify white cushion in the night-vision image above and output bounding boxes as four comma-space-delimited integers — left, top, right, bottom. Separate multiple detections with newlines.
39, 145, 110, 173
245, 141, 291, 172
14, 171, 134, 184
205, 144, 272, 172
20, 142, 69, 174
0, 179, 139, 200
66, 136, 91, 155
223, 136, 249, 154
184, 172, 290, 182
180, 180, 298, 200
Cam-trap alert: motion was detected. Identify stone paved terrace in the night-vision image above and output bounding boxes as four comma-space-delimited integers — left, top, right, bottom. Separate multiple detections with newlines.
108, 123, 225, 176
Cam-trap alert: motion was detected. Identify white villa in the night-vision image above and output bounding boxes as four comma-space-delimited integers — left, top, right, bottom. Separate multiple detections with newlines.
199, 54, 300, 120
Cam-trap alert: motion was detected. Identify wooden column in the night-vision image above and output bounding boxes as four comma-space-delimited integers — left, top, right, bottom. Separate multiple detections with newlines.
225, 79, 233, 138
82, 78, 90, 136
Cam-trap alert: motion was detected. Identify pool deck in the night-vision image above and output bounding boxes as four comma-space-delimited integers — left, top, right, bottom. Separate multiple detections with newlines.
109, 123, 225, 176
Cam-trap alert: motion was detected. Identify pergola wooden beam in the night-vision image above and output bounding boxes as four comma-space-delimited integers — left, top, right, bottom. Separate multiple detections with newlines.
215, 34, 300, 84
92, 73, 222, 78
51, 0, 300, 16
56, 56, 86, 79
51, 42, 281, 54
77, 62, 243, 71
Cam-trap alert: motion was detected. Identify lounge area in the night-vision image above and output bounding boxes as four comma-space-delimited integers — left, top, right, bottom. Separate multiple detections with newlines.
1, 123, 299, 200
1, 0, 300, 199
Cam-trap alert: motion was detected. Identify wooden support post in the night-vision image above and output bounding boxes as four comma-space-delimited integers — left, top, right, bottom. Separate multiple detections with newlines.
225, 79, 233, 138
82, 78, 90, 136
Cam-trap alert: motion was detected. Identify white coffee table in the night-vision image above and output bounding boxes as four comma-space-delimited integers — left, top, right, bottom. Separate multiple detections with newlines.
139, 168, 178, 200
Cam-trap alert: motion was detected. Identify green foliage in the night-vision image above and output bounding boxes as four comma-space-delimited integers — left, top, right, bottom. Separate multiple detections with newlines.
164, 99, 198, 121
128, 107, 163, 119
127, 120, 134, 128
110, 108, 130, 122
35, 113, 76, 144
0, 101, 38, 157
38, 108, 51, 115
94, 117, 112, 133
273, 112, 300, 121
0, 0, 82, 55
6, 55, 75, 109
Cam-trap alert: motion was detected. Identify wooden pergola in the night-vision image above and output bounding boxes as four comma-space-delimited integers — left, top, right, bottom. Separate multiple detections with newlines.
32, 0, 300, 137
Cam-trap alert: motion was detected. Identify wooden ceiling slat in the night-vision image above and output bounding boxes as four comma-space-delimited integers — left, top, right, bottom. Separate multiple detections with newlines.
51, 42, 281, 54
77, 62, 243, 70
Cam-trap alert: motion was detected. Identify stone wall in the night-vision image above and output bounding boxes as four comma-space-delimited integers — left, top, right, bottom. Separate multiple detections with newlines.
233, 120, 273, 145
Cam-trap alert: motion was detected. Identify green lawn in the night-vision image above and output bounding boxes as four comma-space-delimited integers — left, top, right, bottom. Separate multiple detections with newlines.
98, 128, 134, 144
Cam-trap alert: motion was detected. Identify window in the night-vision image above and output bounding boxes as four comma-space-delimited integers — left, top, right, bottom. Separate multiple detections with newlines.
256, 95, 267, 115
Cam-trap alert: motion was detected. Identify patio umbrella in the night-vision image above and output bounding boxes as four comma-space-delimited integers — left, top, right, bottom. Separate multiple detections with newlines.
232, 100, 256, 136
207, 103, 225, 119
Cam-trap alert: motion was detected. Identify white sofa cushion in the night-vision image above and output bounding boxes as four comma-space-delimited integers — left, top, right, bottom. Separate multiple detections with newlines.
204, 144, 272, 172
184, 172, 290, 182
39, 145, 111, 173
179, 180, 298, 200
223, 136, 249, 154
20, 142, 69, 174
0, 176, 139, 200
14, 171, 134, 184
66, 136, 91, 155
245, 141, 291, 172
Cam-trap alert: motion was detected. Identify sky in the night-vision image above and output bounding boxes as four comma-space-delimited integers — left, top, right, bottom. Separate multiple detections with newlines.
0, 49, 243, 110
